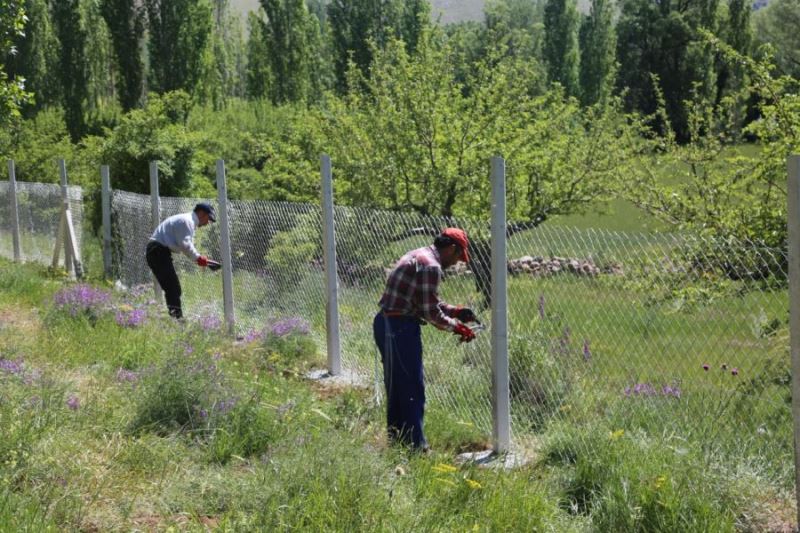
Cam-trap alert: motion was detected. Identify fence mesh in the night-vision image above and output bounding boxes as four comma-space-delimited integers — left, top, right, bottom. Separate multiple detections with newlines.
0, 180, 83, 265
2, 180, 790, 488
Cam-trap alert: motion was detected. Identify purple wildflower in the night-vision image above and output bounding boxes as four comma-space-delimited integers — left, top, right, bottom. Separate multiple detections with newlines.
115, 308, 146, 328
66, 395, 80, 410
0, 357, 24, 375
199, 409, 208, 419
702, 363, 710, 371
662, 385, 682, 398
538, 295, 545, 319
216, 398, 238, 415
731, 368, 739, 376
184, 344, 194, 355
243, 329, 263, 343
582, 339, 591, 361
199, 315, 222, 332
270, 317, 310, 337
53, 284, 111, 317
115, 368, 140, 383
212, 352, 222, 361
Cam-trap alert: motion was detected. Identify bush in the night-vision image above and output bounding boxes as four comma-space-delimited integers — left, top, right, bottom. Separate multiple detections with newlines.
260, 317, 318, 366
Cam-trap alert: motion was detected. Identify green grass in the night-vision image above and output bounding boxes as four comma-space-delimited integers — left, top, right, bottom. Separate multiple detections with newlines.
0, 231, 795, 532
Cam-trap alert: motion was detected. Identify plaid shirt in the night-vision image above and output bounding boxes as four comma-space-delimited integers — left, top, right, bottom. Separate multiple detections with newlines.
379, 245, 459, 331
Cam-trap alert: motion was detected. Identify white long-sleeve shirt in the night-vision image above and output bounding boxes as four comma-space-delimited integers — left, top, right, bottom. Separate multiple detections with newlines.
149, 212, 201, 260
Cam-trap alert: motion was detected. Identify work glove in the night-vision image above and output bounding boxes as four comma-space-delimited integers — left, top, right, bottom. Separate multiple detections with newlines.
207, 260, 222, 272
453, 322, 476, 343
454, 306, 477, 323
197, 255, 209, 267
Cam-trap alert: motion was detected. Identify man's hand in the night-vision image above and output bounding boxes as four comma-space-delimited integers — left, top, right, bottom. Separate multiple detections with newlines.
454, 306, 478, 323
453, 323, 476, 343
197, 255, 209, 267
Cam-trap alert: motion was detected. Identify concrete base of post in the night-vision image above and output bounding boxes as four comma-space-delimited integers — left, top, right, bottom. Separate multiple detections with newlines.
305, 368, 370, 389
455, 449, 530, 470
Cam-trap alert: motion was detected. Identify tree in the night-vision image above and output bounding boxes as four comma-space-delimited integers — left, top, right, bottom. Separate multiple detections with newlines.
197, 0, 247, 108
0, 0, 32, 126
80, 0, 115, 118
259, 0, 323, 104
714, 0, 752, 107
245, 11, 271, 99
616, 0, 719, 140
100, 0, 145, 111
51, 0, 88, 141
484, 0, 543, 61
327, 0, 403, 93
144, 0, 213, 95
543, 0, 580, 96
400, 0, 431, 54
752, 0, 800, 79
6, 0, 60, 113
578, 0, 615, 106
623, 34, 799, 256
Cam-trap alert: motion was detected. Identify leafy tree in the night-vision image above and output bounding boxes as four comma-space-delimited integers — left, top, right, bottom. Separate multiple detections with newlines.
623, 34, 799, 253
144, 0, 213, 95
6, 0, 60, 113
752, 0, 800, 79
578, 0, 615, 106
327, 0, 403, 93
51, 0, 88, 141
245, 11, 271, 99
100, 91, 205, 196
100, 0, 145, 111
259, 0, 323, 104
400, 0, 431, 54
0, 0, 31, 129
80, 0, 115, 119
484, 0, 543, 61
713, 0, 751, 107
323, 29, 625, 220
543, 0, 580, 96
616, 0, 719, 140
206, 0, 247, 106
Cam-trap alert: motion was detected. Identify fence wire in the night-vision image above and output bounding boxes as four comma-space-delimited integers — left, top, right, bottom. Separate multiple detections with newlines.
0, 180, 82, 265
4, 180, 792, 487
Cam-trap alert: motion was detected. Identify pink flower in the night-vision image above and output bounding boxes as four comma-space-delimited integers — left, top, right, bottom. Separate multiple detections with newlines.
702, 363, 709, 371
731, 368, 739, 376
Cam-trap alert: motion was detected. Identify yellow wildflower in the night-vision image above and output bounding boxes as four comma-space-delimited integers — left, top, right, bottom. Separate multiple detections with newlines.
432, 463, 458, 474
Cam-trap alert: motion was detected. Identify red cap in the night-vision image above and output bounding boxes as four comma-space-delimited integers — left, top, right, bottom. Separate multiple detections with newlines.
441, 228, 469, 263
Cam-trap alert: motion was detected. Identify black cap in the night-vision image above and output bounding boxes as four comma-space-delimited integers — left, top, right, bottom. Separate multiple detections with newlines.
194, 202, 216, 222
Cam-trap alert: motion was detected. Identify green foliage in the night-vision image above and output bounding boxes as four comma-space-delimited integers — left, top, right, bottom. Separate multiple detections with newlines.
51, 0, 88, 142
752, 0, 800, 79
544, 0, 581, 97
99, 91, 206, 196
259, 0, 324, 104
144, 0, 213, 96
0, 0, 32, 127
245, 11, 271, 99
327, 0, 404, 93
197, 0, 247, 108
100, 0, 145, 111
623, 37, 799, 251
616, 0, 719, 140
263, 212, 321, 296
6, 0, 60, 113
578, 0, 615, 106
80, 0, 115, 121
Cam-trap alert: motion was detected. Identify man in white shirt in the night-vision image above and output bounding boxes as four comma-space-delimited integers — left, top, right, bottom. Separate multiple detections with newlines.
146, 202, 216, 319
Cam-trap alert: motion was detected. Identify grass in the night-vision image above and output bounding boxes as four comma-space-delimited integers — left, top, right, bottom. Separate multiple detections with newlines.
0, 255, 795, 531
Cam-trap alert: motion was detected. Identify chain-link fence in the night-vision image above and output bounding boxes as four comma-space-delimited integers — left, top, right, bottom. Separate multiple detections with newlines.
0, 180, 83, 265
1, 168, 794, 490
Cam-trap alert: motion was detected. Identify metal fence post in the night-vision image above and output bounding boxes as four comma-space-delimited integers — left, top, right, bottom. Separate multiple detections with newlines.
490, 155, 510, 453
321, 154, 342, 376
787, 154, 800, 528
101, 165, 112, 280
149, 162, 161, 300
7, 160, 21, 261
215, 160, 235, 334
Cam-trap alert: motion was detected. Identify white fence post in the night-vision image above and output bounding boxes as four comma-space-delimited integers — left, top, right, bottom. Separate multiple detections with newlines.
321, 154, 341, 376
101, 165, 112, 280
149, 162, 161, 300
787, 154, 800, 528
490, 155, 510, 453
215, 160, 235, 334
7, 160, 21, 261
54, 159, 82, 279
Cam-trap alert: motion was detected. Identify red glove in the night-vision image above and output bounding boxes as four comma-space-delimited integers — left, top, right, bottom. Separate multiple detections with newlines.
197, 255, 209, 267
453, 323, 476, 343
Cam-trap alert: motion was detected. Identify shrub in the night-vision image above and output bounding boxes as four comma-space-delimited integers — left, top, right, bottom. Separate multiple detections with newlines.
48, 284, 112, 324
261, 317, 318, 365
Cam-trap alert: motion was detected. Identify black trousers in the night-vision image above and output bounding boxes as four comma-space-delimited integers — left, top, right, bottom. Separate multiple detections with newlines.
145, 241, 182, 319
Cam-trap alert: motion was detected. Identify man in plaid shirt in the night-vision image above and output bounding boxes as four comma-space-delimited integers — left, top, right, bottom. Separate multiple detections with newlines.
374, 228, 478, 451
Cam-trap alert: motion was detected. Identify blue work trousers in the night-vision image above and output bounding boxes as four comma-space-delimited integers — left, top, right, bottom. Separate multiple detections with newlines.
373, 312, 427, 450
